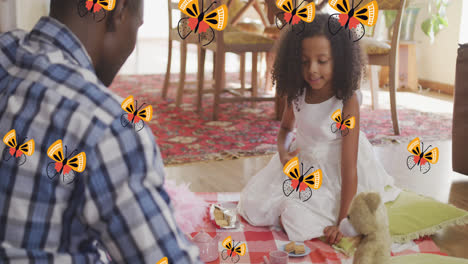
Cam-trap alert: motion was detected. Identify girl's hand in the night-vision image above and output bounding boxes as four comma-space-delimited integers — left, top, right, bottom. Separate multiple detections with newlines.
323, 225, 343, 245
279, 148, 300, 166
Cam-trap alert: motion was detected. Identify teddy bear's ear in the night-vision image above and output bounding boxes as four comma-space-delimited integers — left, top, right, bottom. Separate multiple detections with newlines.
364, 192, 381, 213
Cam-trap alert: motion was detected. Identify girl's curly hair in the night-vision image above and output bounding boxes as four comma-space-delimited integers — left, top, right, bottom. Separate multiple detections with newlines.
272, 13, 366, 106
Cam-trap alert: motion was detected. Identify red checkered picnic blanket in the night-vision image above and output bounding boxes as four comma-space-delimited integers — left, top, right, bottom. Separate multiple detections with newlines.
190, 193, 447, 264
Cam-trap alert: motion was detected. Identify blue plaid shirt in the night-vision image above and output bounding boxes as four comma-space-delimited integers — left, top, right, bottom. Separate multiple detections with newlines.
0, 16, 201, 264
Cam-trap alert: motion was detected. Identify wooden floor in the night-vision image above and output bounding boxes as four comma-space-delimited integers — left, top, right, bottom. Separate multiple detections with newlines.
165, 141, 468, 259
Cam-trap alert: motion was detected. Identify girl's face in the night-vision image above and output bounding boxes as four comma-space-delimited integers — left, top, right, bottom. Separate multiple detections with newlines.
301, 36, 333, 92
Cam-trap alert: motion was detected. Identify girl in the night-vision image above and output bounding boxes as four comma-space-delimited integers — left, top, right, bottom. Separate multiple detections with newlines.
237, 14, 401, 244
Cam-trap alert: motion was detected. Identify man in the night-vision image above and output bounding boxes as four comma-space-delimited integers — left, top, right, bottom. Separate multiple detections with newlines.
0, 0, 201, 263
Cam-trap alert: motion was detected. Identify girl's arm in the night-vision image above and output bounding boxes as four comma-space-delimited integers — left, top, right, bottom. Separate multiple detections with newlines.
324, 92, 360, 244
277, 97, 299, 165
338, 92, 360, 224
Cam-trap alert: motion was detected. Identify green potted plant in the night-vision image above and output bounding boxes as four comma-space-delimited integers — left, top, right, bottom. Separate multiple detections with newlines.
383, 0, 450, 43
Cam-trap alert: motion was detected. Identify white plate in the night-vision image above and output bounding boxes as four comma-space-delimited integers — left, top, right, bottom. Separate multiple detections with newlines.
281, 244, 311, 257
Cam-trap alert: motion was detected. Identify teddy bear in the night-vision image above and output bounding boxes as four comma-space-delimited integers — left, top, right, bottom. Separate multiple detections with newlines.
339, 192, 391, 264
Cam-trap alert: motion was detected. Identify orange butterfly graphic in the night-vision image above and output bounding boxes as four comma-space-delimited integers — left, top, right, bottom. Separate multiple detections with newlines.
275, 0, 316, 34
221, 236, 246, 263
328, 0, 379, 41
177, 0, 228, 46
156, 257, 168, 264
2, 129, 35, 166
406, 137, 439, 174
77, 0, 116, 22
283, 156, 322, 202
331, 109, 355, 137
120, 95, 153, 132
46, 140, 86, 184
86, 0, 115, 13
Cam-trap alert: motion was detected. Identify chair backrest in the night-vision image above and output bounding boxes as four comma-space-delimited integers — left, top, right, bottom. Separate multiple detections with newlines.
360, 0, 402, 10
167, 0, 179, 31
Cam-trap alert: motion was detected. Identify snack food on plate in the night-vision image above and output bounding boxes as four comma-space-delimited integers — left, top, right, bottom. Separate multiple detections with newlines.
209, 204, 237, 229
285, 241, 296, 253
294, 244, 305, 255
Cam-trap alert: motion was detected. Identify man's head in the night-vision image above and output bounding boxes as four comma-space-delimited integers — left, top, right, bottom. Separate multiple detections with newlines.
50, 0, 144, 86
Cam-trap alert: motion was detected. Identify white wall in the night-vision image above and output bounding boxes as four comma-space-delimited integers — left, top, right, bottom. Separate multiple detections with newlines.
0, 0, 16, 32
459, 0, 468, 44
139, 0, 169, 39
9, 0, 167, 37
15, 0, 49, 31
413, 0, 463, 85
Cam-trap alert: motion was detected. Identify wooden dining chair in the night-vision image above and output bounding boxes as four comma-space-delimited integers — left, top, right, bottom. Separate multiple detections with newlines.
163, 0, 261, 107
162, 0, 201, 106
197, 1, 276, 120
361, 0, 407, 135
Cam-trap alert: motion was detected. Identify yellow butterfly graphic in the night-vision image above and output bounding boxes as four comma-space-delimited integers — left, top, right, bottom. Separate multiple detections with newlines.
406, 137, 438, 174
221, 236, 246, 263
177, 0, 228, 46
328, 0, 379, 41
275, 0, 316, 34
156, 257, 168, 264
121, 95, 153, 132
46, 139, 86, 184
2, 129, 35, 166
283, 156, 322, 202
331, 109, 355, 137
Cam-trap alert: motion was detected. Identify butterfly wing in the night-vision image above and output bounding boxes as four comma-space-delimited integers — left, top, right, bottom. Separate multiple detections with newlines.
98, 0, 116, 11
179, 0, 200, 18
328, 0, 351, 14
343, 116, 355, 129
62, 169, 77, 184
134, 119, 146, 132
3, 129, 17, 149
19, 139, 35, 156
234, 243, 246, 256
354, 0, 378, 27
406, 155, 417, 170
203, 4, 228, 31
222, 236, 234, 250
283, 179, 295, 197
303, 169, 322, 190
275, 11, 288, 30
47, 161, 60, 179
340, 127, 350, 137
283, 156, 300, 181
120, 113, 131, 128
231, 254, 240, 263
47, 140, 65, 163
348, 23, 366, 42
77, 0, 89, 17
221, 249, 229, 260
328, 13, 344, 35
156, 257, 168, 264
276, 0, 294, 13
66, 152, 87, 173
121, 95, 136, 114
423, 147, 439, 164
420, 162, 431, 174
299, 187, 312, 202
331, 109, 343, 123
137, 105, 153, 122
296, 2, 316, 23
407, 137, 422, 156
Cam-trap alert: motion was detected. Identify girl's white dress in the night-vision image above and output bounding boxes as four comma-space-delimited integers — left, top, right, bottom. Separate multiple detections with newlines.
237, 91, 401, 241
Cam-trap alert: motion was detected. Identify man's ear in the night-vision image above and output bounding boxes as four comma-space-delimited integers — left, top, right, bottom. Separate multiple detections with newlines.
105, 0, 128, 32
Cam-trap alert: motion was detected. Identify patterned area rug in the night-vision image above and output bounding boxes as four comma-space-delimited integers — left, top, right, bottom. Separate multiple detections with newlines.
109, 74, 452, 165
